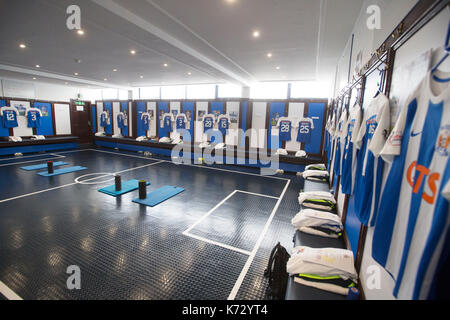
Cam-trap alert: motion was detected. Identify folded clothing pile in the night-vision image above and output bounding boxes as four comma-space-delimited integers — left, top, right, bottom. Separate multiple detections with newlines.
295, 150, 307, 158
172, 137, 183, 144
136, 136, 148, 142
199, 142, 211, 149
159, 137, 172, 143
8, 136, 22, 142
95, 132, 106, 137
298, 191, 336, 211
276, 148, 288, 156
302, 170, 330, 182
291, 209, 343, 238
305, 163, 327, 171
31, 135, 46, 140
287, 246, 358, 295
214, 143, 226, 150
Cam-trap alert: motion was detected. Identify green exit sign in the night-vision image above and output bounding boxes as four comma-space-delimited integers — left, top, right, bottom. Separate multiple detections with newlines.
75, 101, 85, 106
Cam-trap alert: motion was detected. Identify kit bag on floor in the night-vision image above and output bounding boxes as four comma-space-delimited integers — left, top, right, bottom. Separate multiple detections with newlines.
264, 242, 291, 300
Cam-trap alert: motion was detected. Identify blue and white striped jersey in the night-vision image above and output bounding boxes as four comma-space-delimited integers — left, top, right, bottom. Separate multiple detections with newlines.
372, 72, 449, 300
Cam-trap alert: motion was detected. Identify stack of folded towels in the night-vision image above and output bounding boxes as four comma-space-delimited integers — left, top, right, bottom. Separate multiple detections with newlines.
8, 136, 23, 142
301, 163, 329, 182
136, 136, 148, 142
298, 191, 336, 211
286, 246, 358, 296
291, 209, 343, 238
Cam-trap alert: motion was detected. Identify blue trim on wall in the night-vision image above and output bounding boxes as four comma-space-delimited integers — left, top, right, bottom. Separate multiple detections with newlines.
103, 102, 113, 135
268, 102, 286, 150
305, 103, 325, 154
240, 101, 247, 147
182, 101, 194, 142
136, 101, 147, 137
0, 99, 9, 137
33, 102, 54, 136
91, 105, 97, 134
0, 142, 78, 156
120, 102, 129, 137
157, 102, 170, 138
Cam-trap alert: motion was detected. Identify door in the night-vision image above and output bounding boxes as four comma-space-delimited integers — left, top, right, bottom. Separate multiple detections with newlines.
70, 100, 93, 144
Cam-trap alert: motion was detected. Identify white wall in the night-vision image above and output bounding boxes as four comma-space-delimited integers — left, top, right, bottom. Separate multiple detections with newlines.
333, 0, 418, 96
0, 78, 82, 101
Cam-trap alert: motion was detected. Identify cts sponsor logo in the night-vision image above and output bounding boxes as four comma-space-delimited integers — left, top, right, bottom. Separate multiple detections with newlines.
406, 161, 440, 204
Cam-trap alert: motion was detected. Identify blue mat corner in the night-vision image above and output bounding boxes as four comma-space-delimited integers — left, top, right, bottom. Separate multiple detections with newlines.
132, 186, 184, 207
98, 179, 150, 197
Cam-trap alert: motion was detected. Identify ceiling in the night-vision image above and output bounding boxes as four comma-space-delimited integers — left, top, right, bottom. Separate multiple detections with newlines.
0, 0, 363, 89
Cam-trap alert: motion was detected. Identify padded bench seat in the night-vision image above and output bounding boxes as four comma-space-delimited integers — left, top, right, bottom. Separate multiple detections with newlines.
94, 136, 323, 172
0, 136, 80, 156
285, 178, 346, 300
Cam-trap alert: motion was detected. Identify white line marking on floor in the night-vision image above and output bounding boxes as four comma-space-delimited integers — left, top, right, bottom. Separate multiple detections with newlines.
227, 179, 291, 300
0, 281, 23, 300
183, 189, 279, 255
88, 148, 290, 181
0, 155, 66, 167
183, 233, 251, 256
0, 161, 165, 204
183, 190, 238, 234
0, 153, 63, 161
235, 190, 280, 200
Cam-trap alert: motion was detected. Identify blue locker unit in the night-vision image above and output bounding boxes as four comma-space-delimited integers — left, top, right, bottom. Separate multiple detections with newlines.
0, 99, 8, 137
157, 102, 170, 138
268, 102, 286, 151
344, 195, 361, 258
103, 102, 113, 135
240, 101, 248, 147
33, 102, 54, 136
182, 101, 194, 142
91, 105, 97, 134
210, 101, 224, 115
305, 102, 325, 154
120, 102, 129, 137
210, 101, 224, 144
136, 101, 147, 137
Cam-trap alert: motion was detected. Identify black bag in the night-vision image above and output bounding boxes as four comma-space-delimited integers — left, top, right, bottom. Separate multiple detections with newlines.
264, 242, 290, 300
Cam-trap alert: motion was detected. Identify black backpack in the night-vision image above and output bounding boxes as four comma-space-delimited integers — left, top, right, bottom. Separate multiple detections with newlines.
264, 242, 290, 300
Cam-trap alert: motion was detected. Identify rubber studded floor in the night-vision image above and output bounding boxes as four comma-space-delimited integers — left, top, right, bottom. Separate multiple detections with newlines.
0, 148, 302, 300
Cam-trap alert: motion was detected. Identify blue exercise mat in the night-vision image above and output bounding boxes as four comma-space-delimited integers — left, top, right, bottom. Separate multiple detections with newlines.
132, 186, 185, 207
20, 161, 69, 171
37, 166, 87, 177
98, 179, 150, 197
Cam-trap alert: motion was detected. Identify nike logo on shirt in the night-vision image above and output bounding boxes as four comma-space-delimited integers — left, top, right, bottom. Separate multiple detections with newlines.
411, 131, 422, 137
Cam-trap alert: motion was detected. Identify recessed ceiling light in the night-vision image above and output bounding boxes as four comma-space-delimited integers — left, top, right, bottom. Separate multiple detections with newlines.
77, 29, 85, 35
35, 64, 40, 68
130, 50, 136, 55
276, 66, 280, 70
113, 69, 118, 72
163, 63, 168, 67
74, 72, 79, 76
187, 72, 192, 75
253, 30, 260, 38
140, 75, 144, 79
104, 78, 108, 81
19, 43, 27, 49
224, 0, 236, 4
267, 53, 272, 58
